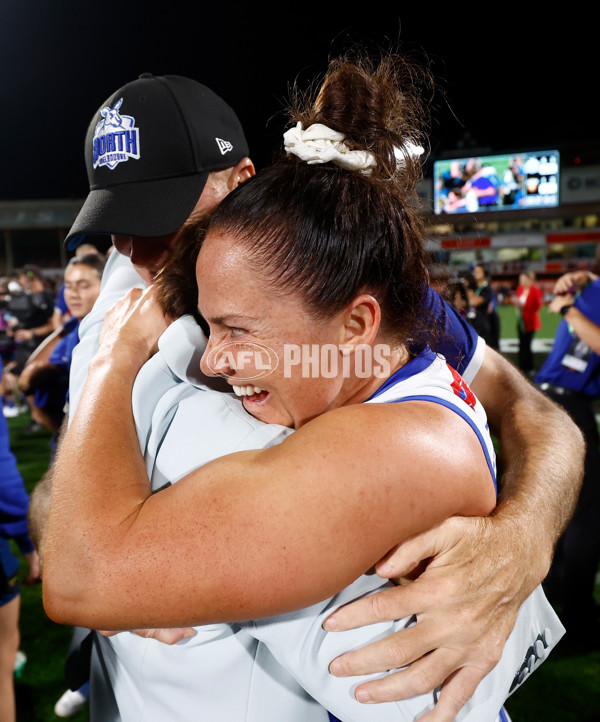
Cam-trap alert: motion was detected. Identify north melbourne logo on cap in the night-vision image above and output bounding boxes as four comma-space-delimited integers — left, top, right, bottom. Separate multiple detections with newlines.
216, 138, 233, 155
92, 99, 140, 170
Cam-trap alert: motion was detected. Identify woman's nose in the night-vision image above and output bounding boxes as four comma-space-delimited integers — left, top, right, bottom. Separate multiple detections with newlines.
200, 337, 233, 378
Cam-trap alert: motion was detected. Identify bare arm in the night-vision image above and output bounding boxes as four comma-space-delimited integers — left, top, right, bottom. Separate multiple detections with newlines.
472, 345, 582, 556
548, 297, 600, 353
321, 346, 584, 719
14, 320, 55, 343
561, 305, 600, 353
27, 417, 67, 565
42, 288, 494, 631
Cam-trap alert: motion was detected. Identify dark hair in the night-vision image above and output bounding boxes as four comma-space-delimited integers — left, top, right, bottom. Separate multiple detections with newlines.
66, 253, 106, 278
474, 263, 489, 279
205, 53, 434, 347
156, 217, 210, 331
446, 279, 468, 306
20, 265, 45, 282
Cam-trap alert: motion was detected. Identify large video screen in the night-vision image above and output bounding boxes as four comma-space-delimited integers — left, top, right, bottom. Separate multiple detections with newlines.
433, 151, 559, 214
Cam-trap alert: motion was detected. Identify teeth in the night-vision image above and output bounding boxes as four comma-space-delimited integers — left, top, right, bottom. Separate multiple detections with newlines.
233, 385, 265, 397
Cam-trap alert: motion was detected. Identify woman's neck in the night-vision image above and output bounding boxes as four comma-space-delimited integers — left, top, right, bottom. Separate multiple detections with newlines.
337, 342, 410, 407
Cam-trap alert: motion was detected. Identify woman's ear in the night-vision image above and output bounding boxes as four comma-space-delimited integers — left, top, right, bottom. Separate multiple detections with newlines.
341, 294, 381, 349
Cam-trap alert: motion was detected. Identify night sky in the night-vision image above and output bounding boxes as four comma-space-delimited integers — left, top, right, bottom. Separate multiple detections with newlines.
1, 2, 596, 201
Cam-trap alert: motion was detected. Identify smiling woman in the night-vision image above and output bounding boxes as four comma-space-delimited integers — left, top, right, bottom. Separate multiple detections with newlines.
42, 52, 564, 722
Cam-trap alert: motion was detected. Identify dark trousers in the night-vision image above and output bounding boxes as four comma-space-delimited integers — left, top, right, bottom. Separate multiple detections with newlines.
540, 387, 600, 624
517, 328, 535, 374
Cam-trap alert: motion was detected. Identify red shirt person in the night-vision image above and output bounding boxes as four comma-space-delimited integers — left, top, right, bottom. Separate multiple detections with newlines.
515, 270, 543, 373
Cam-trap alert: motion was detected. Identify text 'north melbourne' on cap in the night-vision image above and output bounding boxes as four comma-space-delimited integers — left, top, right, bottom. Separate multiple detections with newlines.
65, 73, 249, 249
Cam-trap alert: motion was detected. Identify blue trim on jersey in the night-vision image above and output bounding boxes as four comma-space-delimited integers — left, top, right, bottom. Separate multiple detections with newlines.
423, 286, 480, 377
499, 706, 510, 722
368, 347, 437, 401
387, 394, 497, 492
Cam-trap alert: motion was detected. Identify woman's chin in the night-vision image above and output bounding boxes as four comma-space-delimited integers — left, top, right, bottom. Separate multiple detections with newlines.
242, 393, 293, 428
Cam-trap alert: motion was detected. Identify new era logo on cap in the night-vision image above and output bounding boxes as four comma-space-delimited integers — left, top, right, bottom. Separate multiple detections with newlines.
216, 138, 234, 155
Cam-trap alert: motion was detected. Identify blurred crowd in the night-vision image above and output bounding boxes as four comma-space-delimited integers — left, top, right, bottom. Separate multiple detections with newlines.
1, 245, 107, 440
445, 261, 543, 375
1, 245, 108, 719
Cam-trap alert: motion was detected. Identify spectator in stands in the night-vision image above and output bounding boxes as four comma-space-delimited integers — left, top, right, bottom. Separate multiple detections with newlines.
514, 269, 543, 375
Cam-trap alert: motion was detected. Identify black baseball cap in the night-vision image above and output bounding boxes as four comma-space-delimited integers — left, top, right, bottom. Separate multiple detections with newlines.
65, 73, 249, 250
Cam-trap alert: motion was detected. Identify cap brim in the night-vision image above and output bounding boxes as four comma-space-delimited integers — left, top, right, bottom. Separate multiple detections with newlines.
65, 172, 209, 250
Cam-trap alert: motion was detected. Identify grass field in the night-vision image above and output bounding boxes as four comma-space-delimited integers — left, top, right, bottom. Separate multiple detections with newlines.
6, 312, 600, 720
8, 413, 87, 722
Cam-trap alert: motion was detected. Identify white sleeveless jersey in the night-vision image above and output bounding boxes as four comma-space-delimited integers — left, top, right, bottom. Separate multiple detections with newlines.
365, 347, 497, 489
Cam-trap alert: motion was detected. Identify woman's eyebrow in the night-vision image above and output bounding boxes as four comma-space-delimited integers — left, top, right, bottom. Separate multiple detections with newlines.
197, 311, 258, 325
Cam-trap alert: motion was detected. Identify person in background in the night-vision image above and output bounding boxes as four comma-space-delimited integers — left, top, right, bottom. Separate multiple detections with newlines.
466, 263, 500, 349
2, 267, 55, 428
0, 357, 41, 722
52, 244, 102, 331
514, 269, 543, 375
535, 267, 600, 652
0, 279, 19, 416
20, 254, 104, 718
446, 277, 470, 318
6, 267, 55, 373
461, 162, 500, 210
18, 254, 105, 450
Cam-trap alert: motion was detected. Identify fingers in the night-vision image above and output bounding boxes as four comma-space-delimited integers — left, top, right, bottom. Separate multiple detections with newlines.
100, 286, 169, 358
412, 667, 490, 722
324, 585, 421, 632
349, 647, 486, 705
21, 575, 42, 586
329, 621, 437, 677
324, 518, 469, 632
324, 521, 463, 632
131, 627, 197, 645
375, 521, 456, 578
99, 627, 196, 645
553, 275, 572, 294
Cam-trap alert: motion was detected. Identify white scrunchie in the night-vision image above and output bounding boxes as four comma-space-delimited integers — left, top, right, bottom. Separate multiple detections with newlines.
283, 122, 376, 173
283, 122, 424, 175
393, 141, 425, 164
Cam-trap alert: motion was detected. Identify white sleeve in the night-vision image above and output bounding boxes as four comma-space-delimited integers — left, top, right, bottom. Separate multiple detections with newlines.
248, 582, 564, 722
68, 252, 145, 422
461, 335, 486, 385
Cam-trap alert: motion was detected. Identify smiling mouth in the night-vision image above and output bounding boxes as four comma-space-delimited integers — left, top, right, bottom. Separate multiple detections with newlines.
231, 385, 271, 405
232, 384, 266, 397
